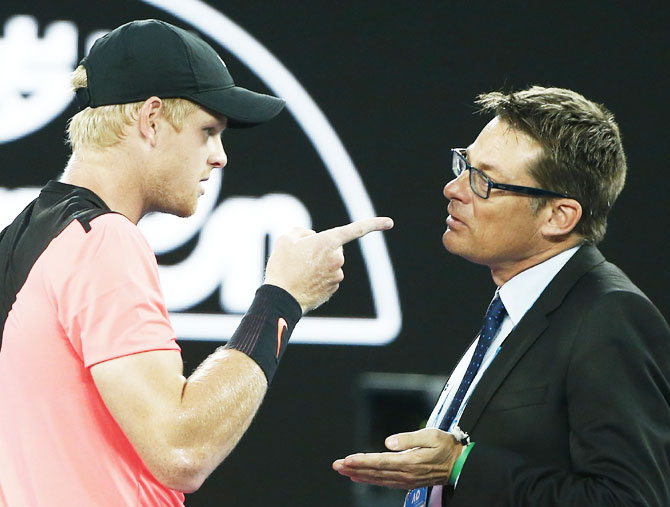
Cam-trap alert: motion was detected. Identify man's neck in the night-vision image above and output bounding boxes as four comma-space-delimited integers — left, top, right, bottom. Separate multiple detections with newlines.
490, 239, 583, 287
61, 148, 145, 224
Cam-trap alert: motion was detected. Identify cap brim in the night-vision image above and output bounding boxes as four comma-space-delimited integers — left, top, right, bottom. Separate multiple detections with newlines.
189, 86, 286, 128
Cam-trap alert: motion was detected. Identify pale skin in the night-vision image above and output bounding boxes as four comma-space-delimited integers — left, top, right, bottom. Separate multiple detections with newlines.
63, 97, 394, 492
332, 117, 582, 489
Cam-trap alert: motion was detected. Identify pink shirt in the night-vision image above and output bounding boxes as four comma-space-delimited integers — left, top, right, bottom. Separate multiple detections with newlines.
0, 214, 184, 506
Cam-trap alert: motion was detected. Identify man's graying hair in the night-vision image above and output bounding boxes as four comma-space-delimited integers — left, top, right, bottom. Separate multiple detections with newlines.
475, 86, 627, 245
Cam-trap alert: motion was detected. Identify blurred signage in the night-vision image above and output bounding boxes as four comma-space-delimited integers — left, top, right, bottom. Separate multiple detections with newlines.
0, 0, 401, 345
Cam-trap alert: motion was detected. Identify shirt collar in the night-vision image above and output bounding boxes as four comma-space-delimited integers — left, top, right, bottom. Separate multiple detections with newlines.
498, 245, 581, 326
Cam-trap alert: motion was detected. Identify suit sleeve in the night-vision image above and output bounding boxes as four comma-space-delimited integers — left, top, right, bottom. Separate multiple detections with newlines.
450, 291, 670, 506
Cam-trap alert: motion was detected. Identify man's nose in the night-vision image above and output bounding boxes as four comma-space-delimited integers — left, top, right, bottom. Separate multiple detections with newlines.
444, 170, 469, 201
210, 136, 227, 169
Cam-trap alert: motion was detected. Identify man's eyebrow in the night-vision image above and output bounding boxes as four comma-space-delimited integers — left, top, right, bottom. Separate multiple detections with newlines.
467, 152, 505, 180
477, 160, 498, 173
205, 117, 228, 132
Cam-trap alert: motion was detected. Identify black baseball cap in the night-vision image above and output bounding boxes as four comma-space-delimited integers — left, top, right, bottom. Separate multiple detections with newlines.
75, 19, 285, 128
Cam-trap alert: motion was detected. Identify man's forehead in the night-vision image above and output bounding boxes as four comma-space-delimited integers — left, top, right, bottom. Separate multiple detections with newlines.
468, 117, 542, 178
476, 117, 537, 148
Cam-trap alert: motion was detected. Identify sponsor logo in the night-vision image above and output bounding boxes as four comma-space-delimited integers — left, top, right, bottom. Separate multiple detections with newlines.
277, 317, 288, 358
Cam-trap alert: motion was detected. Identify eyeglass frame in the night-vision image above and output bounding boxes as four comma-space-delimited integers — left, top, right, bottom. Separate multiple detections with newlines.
451, 148, 577, 201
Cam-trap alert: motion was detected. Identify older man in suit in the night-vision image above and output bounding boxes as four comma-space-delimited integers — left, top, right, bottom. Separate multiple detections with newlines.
333, 86, 670, 506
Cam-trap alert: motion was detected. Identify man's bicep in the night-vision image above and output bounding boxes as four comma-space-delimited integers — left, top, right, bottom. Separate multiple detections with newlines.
90, 350, 186, 452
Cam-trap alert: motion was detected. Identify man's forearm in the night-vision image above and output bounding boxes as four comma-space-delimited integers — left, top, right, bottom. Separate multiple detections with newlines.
163, 285, 301, 490
170, 348, 267, 491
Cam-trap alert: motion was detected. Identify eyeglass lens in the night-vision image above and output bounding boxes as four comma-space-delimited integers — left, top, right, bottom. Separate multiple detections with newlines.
452, 151, 489, 199
469, 169, 490, 198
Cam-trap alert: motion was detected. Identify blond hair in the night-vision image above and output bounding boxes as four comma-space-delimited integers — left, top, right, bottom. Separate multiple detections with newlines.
67, 65, 200, 150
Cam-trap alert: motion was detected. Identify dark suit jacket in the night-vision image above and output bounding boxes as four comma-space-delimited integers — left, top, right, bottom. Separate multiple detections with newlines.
442, 246, 670, 506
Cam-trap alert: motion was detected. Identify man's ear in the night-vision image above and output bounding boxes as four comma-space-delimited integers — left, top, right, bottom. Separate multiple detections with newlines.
137, 96, 164, 147
541, 198, 582, 239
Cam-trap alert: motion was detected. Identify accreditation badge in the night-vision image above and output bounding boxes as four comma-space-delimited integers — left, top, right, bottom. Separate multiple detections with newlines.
404, 487, 427, 507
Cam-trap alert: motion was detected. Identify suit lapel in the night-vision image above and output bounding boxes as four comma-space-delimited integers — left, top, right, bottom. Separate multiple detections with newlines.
458, 246, 607, 431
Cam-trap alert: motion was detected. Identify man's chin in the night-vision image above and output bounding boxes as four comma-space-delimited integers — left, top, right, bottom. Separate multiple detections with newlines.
175, 204, 197, 218
442, 233, 480, 262
153, 200, 198, 219
442, 230, 460, 253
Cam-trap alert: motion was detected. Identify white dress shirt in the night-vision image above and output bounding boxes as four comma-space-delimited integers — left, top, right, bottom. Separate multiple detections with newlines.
427, 246, 579, 507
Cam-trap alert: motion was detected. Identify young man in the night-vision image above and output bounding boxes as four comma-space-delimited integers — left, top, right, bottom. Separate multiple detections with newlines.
333, 87, 670, 506
0, 20, 393, 506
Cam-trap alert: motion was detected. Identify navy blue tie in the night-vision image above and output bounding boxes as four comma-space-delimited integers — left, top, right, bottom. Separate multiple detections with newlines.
404, 294, 508, 507
439, 293, 507, 430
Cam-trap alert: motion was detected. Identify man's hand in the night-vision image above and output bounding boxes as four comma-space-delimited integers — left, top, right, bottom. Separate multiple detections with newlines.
264, 217, 393, 313
332, 429, 463, 489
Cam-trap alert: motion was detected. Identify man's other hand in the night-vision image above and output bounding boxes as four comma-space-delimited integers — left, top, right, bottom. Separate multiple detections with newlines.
332, 428, 462, 489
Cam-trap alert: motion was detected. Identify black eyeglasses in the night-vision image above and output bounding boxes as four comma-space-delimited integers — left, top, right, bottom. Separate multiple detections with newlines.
451, 148, 576, 200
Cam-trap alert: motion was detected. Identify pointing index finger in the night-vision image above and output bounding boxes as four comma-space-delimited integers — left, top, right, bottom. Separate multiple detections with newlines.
325, 217, 394, 246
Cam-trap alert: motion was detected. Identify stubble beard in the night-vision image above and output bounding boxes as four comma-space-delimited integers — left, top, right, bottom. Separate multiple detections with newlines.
147, 184, 199, 218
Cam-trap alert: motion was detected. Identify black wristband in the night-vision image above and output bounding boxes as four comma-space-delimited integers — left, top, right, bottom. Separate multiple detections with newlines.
224, 284, 302, 384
